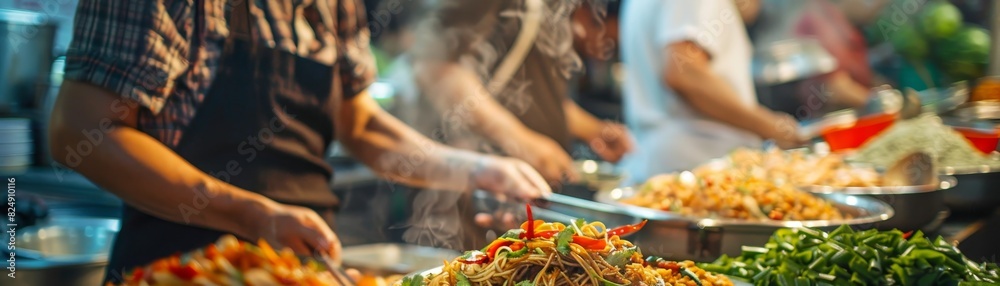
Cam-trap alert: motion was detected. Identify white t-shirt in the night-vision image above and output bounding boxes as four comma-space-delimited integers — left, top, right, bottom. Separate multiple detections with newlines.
619, 0, 762, 185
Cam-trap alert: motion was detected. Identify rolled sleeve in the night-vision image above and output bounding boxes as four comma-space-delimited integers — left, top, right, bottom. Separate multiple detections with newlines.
655, 0, 735, 59
64, 0, 191, 115
338, 0, 377, 98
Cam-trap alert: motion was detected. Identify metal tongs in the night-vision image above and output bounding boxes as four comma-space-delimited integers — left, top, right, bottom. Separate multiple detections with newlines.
314, 252, 356, 286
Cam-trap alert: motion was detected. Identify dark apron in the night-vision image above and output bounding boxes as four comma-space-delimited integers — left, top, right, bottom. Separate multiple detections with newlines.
104, 1, 345, 283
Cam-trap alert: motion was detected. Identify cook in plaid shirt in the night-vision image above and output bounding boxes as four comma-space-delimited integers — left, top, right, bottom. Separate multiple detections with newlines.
49, 0, 553, 280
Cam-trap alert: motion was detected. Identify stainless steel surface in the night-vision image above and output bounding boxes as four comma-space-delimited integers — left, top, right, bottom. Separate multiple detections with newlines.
0, 9, 56, 113
595, 187, 893, 227
573, 159, 624, 192
341, 244, 460, 276
801, 176, 956, 231
943, 171, 1000, 212
9, 217, 119, 286
950, 101, 1000, 121
583, 187, 892, 261
398, 266, 754, 286
801, 175, 954, 195
752, 38, 837, 85
883, 152, 936, 187
919, 82, 969, 115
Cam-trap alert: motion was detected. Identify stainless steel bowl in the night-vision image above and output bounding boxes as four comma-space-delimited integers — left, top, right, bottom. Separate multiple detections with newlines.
536, 188, 892, 262
800, 176, 956, 231
9, 217, 119, 286
940, 165, 1000, 213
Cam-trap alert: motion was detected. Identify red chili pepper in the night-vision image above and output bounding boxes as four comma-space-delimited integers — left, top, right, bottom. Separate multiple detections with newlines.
572, 236, 607, 250
903, 230, 914, 240
510, 242, 524, 251
607, 220, 648, 237
485, 240, 515, 260
168, 264, 198, 281
521, 230, 559, 239
459, 251, 489, 264
525, 203, 535, 239
657, 261, 680, 272
128, 267, 145, 283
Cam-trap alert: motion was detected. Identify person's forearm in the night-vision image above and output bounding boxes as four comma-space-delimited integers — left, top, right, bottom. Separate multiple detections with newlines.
664, 54, 777, 139
825, 71, 870, 109
336, 91, 483, 191
49, 80, 273, 239
412, 61, 535, 145
564, 99, 604, 141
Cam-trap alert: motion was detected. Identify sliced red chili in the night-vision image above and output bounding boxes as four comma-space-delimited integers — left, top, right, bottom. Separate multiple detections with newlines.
521, 230, 559, 239
168, 264, 198, 281
525, 203, 535, 239
607, 220, 648, 237
903, 230, 914, 240
572, 236, 607, 250
128, 267, 145, 283
485, 240, 515, 260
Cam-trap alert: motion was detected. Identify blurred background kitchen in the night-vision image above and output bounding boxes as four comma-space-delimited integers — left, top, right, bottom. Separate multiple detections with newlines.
5, 0, 1000, 285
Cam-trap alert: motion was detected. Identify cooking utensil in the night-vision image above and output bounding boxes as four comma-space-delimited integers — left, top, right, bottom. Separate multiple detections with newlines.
10, 217, 118, 286
940, 163, 1000, 213
315, 253, 356, 286
801, 176, 955, 232
341, 244, 460, 276
536, 189, 891, 262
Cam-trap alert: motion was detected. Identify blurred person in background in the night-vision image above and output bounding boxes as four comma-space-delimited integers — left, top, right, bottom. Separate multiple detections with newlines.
619, 0, 804, 184
790, 0, 893, 112
48, 0, 552, 282
397, 0, 634, 250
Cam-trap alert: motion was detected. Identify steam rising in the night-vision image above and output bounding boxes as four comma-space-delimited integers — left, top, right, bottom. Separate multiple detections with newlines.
383, 0, 613, 251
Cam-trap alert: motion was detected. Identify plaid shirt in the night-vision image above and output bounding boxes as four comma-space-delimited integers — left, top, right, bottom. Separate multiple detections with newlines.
65, 0, 376, 147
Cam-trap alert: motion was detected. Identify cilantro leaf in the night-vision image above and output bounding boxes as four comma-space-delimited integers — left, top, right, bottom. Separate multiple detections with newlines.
555, 227, 575, 255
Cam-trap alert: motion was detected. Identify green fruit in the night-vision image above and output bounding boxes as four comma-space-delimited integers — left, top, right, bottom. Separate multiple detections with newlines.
918, 1, 963, 40
889, 24, 929, 59
935, 25, 990, 81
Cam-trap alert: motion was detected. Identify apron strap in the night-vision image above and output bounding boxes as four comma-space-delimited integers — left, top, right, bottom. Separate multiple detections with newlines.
225, 0, 258, 57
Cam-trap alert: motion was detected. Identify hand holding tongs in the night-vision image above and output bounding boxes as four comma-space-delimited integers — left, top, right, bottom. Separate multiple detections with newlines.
314, 252, 356, 286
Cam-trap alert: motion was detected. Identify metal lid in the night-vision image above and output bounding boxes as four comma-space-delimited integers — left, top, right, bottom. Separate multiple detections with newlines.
0, 9, 53, 26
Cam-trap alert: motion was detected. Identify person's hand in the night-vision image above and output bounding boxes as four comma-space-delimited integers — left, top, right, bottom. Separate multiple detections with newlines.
769, 112, 808, 149
249, 201, 342, 263
588, 122, 634, 163
500, 130, 578, 185
471, 155, 553, 201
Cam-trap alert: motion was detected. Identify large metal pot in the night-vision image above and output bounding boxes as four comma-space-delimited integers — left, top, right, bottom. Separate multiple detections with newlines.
8, 217, 118, 286
800, 176, 956, 232
941, 166, 1000, 213
0, 9, 56, 114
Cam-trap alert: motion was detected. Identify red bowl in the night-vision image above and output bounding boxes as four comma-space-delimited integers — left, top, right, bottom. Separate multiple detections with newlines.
822, 113, 898, 152
952, 127, 1000, 154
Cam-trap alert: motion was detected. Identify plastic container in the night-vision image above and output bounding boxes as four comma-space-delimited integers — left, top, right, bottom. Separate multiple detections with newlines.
821, 113, 898, 152
952, 127, 1000, 154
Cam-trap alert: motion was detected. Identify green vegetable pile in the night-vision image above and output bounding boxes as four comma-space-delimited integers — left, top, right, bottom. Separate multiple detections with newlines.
699, 225, 1000, 286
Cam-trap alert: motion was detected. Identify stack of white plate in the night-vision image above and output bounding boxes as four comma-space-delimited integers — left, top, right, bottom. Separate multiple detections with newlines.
0, 117, 33, 172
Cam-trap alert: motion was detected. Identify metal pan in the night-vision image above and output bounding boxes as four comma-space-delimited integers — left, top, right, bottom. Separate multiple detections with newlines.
595, 187, 892, 228
538, 188, 892, 262
799, 176, 956, 231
